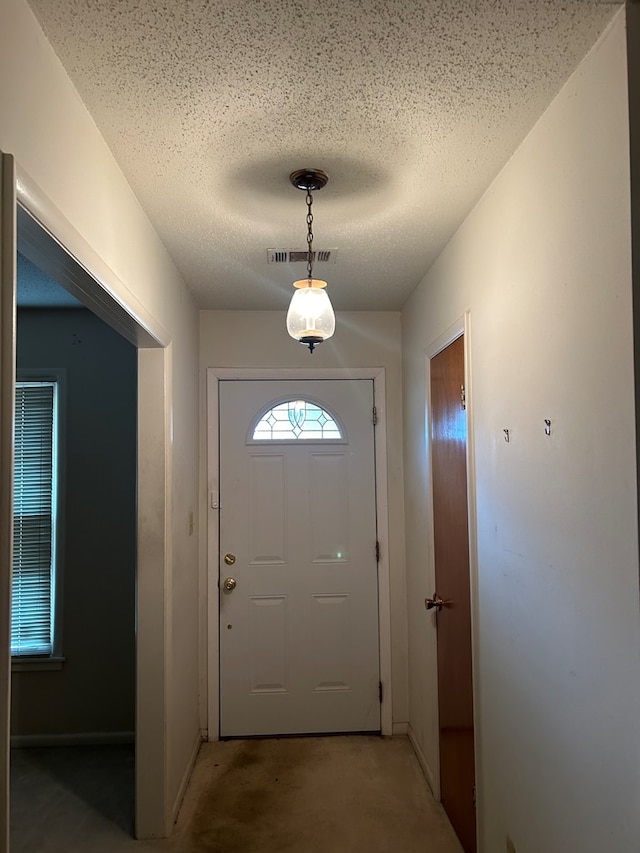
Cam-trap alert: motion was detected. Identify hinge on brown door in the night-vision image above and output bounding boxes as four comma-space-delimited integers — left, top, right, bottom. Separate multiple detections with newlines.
460, 385, 466, 411
372, 405, 378, 426
473, 784, 477, 808
375, 540, 380, 562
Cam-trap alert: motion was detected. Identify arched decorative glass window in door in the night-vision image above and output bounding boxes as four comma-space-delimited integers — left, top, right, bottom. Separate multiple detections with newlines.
252, 399, 343, 441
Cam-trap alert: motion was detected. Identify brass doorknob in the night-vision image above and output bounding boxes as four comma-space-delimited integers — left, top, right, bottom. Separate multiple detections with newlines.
224, 553, 236, 565
223, 577, 237, 592
425, 593, 445, 612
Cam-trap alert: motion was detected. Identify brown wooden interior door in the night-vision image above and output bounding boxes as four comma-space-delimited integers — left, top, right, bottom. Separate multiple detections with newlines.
430, 335, 476, 853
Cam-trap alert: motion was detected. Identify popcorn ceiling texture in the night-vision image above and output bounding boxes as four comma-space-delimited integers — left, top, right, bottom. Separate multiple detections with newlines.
26, 0, 621, 310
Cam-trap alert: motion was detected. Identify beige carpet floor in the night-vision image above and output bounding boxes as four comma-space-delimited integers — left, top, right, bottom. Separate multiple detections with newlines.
178, 735, 463, 853
11, 736, 463, 852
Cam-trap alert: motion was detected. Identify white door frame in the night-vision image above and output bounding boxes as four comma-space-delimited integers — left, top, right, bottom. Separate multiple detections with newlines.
5, 158, 173, 839
0, 153, 17, 853
207, 367, 393, 738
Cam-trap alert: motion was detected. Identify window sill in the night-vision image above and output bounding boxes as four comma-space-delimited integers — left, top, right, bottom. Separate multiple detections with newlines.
11, 656, 65, 672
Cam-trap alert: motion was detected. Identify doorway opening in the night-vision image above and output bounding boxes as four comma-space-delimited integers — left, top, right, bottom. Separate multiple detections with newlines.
425, 321, 479, 853
1, 152, 172, 845
10, 244, 137, 847
206, 368, 394, 741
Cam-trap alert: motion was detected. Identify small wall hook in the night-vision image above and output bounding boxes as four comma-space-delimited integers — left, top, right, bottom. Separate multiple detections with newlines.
503, 429, 510, 443
544, 419, 551, 436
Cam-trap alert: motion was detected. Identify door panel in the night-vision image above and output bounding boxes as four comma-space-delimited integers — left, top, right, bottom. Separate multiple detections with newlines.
248, 596, 288, 692
430, 335, 476, 853
248, 454, 286, 563
219, 379, 380, 737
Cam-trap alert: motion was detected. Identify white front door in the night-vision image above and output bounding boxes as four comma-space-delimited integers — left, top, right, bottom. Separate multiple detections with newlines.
219, 379, 380, 737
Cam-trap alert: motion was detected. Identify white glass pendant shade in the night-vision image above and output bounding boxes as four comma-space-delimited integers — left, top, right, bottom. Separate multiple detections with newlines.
286, 279, 335, 352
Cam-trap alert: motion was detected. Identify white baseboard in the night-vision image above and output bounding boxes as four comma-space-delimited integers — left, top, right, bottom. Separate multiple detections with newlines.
392, 721, 408, 735
407, 724, 439, 799
171, 728, 205, 825
11, 730, 135, 748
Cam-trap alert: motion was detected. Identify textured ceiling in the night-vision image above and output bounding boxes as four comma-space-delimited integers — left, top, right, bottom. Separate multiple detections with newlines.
26, 0, 621, 311
17, 252, 83, 308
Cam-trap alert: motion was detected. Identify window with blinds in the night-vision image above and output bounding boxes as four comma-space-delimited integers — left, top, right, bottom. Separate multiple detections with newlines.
12, 380, 58, 657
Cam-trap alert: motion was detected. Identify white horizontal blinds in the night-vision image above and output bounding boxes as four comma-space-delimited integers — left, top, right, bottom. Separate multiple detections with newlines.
12, 381, 56, 656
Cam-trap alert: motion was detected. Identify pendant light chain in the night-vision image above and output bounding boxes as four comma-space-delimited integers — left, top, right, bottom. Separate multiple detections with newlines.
306, 188, 314, 282
286, 167, 335, 353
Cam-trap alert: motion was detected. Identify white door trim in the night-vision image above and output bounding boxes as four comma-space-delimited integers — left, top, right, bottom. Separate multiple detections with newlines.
207, 367, 393, 738
0, 152, 17, 853
16, 167, 169, 348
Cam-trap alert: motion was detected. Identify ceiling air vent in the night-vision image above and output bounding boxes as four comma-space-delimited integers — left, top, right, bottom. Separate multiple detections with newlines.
267, 249, 337, 264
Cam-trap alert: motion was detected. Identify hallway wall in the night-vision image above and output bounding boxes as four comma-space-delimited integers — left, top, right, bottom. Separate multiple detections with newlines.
0, 0, 200, 834
199, 310, 408, 730
402, 9, 640, 852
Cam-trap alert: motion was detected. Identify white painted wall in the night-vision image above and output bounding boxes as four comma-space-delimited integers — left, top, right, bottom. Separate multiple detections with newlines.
402, 10, 640, 852
0, 0, 200, 834
199, 310, 409, 728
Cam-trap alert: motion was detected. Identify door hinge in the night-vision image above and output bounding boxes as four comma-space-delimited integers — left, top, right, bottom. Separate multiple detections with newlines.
375, 540, 380, 562
473, 784, 477, 808
379, 681, 383, 703
372, 405, 378, 426
460, 385, 466, 411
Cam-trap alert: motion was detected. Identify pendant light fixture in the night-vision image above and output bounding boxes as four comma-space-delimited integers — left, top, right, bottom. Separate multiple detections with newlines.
286, 168, 335, 353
